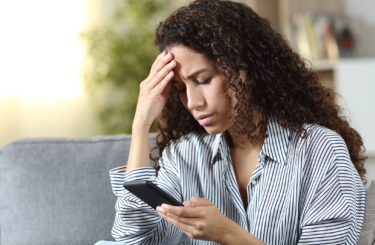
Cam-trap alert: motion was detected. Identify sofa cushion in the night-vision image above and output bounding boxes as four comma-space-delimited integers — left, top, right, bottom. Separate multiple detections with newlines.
0, 134, 156, 245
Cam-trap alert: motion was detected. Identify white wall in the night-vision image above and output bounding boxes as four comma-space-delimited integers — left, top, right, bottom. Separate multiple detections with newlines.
335, 58, 375, 186
336, 59, 375, 155
365, 157, 375, 187
0, 96, 101, 148
340, 0, 375, 185
0, 0, 102, 148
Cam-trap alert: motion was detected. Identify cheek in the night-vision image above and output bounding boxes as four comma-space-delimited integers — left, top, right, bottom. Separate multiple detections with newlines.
222, 98, 233, 115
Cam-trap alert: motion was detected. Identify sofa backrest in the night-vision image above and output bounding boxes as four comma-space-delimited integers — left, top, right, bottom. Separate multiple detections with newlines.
0, 134, 156, 245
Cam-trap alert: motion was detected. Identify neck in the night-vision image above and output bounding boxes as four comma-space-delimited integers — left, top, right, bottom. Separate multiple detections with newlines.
225, 111, 265, 150
225, 130, 264, 152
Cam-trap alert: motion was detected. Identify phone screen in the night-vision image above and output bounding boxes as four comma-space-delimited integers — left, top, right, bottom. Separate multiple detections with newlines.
123, 180, 183, 209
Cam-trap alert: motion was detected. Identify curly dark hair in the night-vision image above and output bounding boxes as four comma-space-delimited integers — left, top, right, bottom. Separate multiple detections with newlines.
150, 0, 367, 183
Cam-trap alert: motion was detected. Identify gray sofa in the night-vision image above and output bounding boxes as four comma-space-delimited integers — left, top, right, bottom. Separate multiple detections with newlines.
0, 135, 374, 245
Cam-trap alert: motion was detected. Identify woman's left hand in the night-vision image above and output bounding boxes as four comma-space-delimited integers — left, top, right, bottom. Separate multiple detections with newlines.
156, 197, 233, 243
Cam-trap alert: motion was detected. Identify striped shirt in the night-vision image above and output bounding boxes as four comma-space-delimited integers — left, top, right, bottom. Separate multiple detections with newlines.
109, 120, 366, 244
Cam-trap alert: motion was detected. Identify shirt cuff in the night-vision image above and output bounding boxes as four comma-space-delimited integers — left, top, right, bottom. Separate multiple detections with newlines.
109, 166, 156, 197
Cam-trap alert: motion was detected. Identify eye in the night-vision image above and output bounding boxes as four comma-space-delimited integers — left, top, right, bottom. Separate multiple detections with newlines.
196, 78, 211, 85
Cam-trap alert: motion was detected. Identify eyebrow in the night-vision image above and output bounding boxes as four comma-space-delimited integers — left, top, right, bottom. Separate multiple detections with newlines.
172, 68, 212, 84
187, 68, 210, 79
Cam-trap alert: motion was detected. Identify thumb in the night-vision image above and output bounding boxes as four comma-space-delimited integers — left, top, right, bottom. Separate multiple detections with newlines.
183, 197, 213, 207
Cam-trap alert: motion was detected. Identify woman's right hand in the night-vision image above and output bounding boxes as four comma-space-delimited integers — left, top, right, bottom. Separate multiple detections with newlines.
133, 51, 176, 130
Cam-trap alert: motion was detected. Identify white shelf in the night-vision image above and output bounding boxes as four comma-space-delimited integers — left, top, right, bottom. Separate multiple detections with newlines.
312, 59, 337, 71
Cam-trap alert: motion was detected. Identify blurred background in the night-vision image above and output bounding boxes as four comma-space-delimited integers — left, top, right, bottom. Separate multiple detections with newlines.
0, 0, 374, 184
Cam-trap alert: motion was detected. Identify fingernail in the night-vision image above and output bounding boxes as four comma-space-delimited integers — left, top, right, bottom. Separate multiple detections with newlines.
183, 200, 191, 207
156, 206, 165, 213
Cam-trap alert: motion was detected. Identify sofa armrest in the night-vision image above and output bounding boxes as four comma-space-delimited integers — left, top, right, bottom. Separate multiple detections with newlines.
0, 134, 156, 245
358, 180, 375, 245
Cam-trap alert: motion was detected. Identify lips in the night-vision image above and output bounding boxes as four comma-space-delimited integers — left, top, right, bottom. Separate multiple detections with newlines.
195, 114, 213, 126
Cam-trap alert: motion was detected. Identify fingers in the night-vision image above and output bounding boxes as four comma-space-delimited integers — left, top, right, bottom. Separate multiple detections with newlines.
158, 207, 198, 226
150, 51, 167, 73
150, 51, 174, 75
154, 70, 174, 95
157, 210, 198, 236
142, 52, 175, 92
158, 204, 203, 218
157, 204, 213, 240
157, 205, 201, 229
148, 60, 175, 89
133, 51, 175, 127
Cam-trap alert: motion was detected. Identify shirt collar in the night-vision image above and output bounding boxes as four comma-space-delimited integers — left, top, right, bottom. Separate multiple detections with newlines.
262, 118, 291, 165
211, 118, 291, 165
211, 133, 224, 164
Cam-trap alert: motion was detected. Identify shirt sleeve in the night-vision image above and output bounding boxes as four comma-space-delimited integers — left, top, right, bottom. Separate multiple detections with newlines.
109, 144, 185, 244
298, 133, 366, 244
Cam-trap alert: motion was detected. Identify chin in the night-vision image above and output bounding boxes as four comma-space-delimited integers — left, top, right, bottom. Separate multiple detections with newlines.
203, 125, 226, 135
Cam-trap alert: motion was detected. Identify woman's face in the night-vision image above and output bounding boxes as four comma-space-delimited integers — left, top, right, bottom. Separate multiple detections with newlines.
168, 44, 234, 134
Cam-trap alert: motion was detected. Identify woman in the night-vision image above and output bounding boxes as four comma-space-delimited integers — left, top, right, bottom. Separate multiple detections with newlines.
97, 0, 367, 244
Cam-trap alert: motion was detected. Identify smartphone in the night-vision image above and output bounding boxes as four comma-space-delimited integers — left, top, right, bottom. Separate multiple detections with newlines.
123, 180, 183, 209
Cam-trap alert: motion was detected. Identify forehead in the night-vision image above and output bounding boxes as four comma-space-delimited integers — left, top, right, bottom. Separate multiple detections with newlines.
167, 44, 214, 81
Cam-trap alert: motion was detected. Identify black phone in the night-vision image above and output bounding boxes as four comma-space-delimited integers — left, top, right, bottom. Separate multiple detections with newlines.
123, 180, 183, 209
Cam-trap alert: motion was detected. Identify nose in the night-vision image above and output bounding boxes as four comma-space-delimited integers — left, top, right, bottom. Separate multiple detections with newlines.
182, 86, 205, 110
